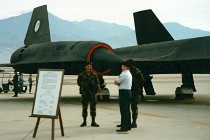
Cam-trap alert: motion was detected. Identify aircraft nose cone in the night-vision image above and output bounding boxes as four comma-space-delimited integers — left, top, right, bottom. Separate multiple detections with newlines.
90, 48, 123, 75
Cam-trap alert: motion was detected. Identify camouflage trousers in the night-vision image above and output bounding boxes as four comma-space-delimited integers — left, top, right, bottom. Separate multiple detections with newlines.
81, 94, 97, 117
131, 93, 140, 120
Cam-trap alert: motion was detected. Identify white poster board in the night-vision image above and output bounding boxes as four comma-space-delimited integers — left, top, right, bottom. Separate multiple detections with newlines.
31, 69, 64, 118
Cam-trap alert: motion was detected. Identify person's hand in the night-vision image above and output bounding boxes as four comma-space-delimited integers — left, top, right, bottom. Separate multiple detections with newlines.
99, 92, 103, 101
114, 80, 119, 86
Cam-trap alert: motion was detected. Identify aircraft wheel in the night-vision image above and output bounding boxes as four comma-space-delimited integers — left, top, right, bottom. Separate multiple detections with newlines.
103, 95, 110, 100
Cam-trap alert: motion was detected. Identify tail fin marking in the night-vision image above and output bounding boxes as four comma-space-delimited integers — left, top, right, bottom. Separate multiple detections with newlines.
24, 5, 51, 46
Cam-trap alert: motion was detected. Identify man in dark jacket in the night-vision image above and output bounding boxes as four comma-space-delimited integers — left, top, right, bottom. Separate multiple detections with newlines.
126, 59, 145, 128
12, 70, 19, 97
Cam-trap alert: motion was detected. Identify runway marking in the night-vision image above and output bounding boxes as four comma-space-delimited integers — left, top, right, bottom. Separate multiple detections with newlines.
97, 106, 116, 110
192, 121, 210, 127
140, 112, 169, 118
97, 106, 169, 118
67, 101, 210, 128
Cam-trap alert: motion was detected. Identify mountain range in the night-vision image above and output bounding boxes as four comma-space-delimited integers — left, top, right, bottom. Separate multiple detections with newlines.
0, 12, 210, 63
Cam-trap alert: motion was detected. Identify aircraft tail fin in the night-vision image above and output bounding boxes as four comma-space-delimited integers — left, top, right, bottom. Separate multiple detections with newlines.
133, 9, 174, 45
24, 5, 51, 46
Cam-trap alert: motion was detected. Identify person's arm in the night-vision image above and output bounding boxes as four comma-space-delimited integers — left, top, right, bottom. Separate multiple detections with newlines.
114, 73, 124, 86
114, 80, 119, 86
97, 84, 103, 101
77, 74, 82, 86
95, 74, 103, 100
139, 72, 145, 86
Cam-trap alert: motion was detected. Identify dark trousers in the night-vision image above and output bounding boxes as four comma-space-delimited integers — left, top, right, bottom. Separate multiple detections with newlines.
119, 90, 131, 130
29, 84, 32, 92
13, 84, 19, 96
131, 99, 139, 120
81, 95, 97, 117
19, 84, 23, 93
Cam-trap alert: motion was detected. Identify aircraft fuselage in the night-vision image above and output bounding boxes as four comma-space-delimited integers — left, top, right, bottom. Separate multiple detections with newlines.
11, 41, 123, 75
115, 36, 210, 74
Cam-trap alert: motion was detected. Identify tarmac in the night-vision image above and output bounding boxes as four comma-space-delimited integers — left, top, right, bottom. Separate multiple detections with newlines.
0, 74, 210, 140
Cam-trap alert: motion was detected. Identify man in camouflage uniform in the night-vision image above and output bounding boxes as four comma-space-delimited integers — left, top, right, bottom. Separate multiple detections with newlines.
77, 62, 103, 127
126, 59, 145, 128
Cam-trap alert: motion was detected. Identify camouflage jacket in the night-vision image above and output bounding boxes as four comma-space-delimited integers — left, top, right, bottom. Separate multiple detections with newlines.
77, 71, 99, 95
130, 67, 144, 91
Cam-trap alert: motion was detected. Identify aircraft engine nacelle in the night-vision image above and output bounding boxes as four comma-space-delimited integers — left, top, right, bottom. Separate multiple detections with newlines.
10, 41, 123, 75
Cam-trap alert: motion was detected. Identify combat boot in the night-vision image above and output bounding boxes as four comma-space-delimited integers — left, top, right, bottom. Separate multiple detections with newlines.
80, 122, 87, 127
91, 117, 99, 127
131, 119, 137, 128
80, 117, 87, 127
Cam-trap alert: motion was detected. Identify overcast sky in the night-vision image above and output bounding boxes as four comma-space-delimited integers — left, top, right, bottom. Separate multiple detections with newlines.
1, 0, 210, 31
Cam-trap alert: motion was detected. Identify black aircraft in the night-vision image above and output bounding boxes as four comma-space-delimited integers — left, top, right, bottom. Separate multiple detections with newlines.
1, 5, 210, 98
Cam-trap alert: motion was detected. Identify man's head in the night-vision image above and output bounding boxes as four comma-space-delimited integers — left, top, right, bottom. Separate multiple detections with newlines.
121, 61, 130, 71
85, 62, 93, 73
126, 59, 134, 67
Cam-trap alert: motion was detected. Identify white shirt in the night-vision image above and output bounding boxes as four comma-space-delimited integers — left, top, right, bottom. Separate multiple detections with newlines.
116, 70, 132, 90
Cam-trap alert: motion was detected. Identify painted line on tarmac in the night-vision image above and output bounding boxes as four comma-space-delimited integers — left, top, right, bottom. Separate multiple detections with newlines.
97, 106, 169, 119
74, 104, 209, 125
192, 121, 210, 127
75, 104, 209, 125
97, 106, 117, 110
140, 112, 169, 118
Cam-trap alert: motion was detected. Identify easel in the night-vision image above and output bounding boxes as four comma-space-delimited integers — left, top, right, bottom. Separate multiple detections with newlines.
32, 108, 64, 140
30, 69, 65, 140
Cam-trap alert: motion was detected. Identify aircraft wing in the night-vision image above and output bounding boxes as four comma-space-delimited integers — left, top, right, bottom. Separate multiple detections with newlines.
0, 63, 14, 67
114, 36, 210, 74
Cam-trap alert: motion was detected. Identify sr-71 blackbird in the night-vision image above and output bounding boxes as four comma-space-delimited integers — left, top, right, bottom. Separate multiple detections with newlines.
1, 5, 210, 98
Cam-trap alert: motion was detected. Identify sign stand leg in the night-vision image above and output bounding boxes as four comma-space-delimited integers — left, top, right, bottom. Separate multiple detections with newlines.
33, 117, 40, 138
52, 118, 55, 140
59, 109, 64, 136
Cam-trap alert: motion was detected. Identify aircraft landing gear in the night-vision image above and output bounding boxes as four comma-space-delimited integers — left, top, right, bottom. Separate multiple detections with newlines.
144, 74, 156, 95
175, 86, 194, 100
175, 72, 196, 100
